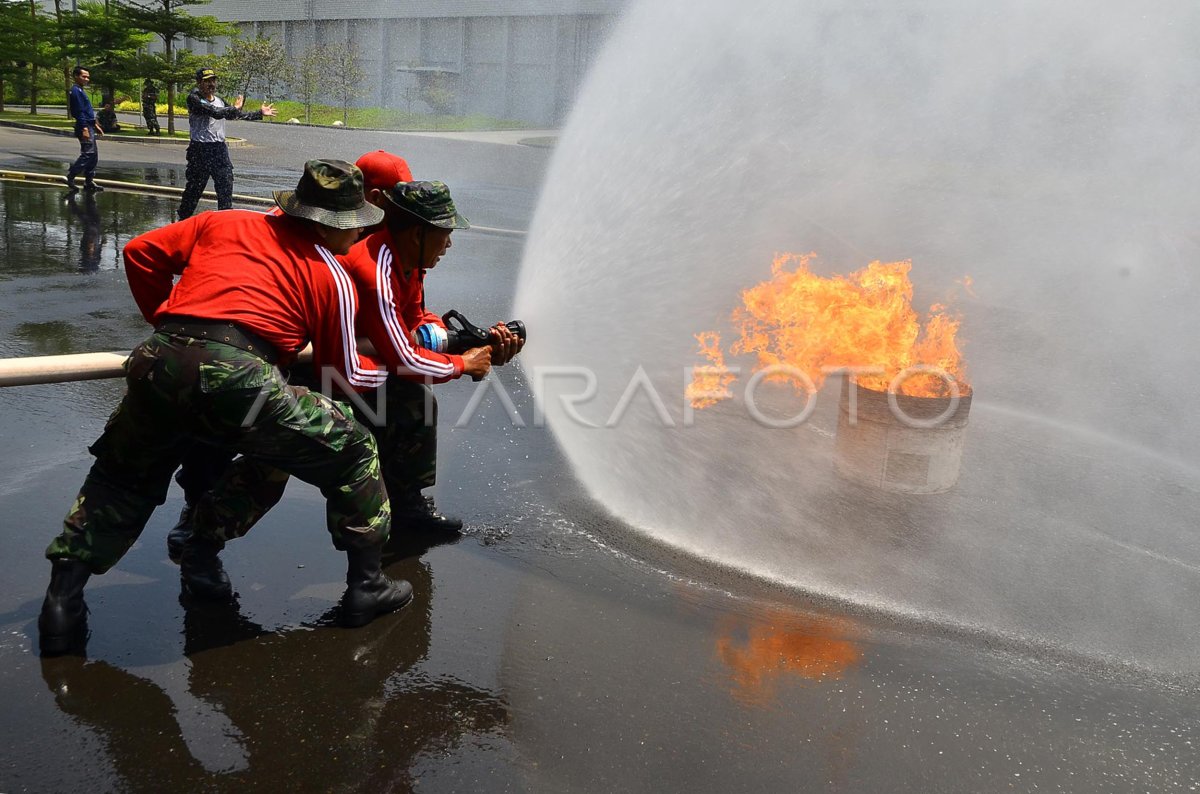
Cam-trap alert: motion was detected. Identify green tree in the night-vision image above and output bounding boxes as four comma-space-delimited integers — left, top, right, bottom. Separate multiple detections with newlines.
0, 0, 40, 111
117, 0, 235, 134
289, 43, 331, 125
19, 0, 59, 114
220, 32, 288, 102
45, 0, 71, 104
404, 66, 457, 116
61, 2, 153, 102
326, 45, 364, 125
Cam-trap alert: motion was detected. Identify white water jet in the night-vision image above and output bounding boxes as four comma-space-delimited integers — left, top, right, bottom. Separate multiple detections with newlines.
515, 0, 1200, 674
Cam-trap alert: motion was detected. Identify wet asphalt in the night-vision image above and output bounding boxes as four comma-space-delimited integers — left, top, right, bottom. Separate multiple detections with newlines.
0, 125, 1196, 792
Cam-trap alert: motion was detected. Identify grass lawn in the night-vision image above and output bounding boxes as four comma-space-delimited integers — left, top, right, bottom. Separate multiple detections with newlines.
2, 99, 537, 134
0, 109, 189, 138
118, 99, 535, 131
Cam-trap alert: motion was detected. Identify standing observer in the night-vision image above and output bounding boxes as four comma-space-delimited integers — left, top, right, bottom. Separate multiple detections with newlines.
141, 78, 160, 135
66, 66, 103, 194
177, 66, 276, 219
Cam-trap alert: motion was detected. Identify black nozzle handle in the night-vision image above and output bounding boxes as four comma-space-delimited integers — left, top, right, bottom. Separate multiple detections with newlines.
442, 309, 491, 345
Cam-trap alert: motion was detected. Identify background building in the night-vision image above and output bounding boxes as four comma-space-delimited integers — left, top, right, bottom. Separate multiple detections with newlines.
174, 0, 626, 125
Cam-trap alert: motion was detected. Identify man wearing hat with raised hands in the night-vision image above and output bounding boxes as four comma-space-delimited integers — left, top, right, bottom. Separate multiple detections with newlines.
37, 159, 411, 656
178, 66, 277, 220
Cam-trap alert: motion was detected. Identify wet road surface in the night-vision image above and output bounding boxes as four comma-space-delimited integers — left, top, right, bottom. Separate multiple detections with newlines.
0, 134, 1196, 792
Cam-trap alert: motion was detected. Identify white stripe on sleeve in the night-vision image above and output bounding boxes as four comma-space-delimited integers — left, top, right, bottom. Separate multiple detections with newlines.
316, 244, 388, 389
375, 246, 456, 378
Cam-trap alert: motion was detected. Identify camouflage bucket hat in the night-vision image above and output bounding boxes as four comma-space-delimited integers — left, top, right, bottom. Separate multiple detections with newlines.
273, 159, 384, 230
385, 181, 470, 230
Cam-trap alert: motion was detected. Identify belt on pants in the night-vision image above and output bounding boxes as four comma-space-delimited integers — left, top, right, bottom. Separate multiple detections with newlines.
157, 317, 280, 364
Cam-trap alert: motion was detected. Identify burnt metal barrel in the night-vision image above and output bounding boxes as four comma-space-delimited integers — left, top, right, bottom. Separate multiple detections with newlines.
834, 377, 972, 494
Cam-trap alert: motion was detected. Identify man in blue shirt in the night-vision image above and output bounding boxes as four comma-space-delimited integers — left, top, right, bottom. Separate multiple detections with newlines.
66, 66, 104, 193
177, 66, 276, 219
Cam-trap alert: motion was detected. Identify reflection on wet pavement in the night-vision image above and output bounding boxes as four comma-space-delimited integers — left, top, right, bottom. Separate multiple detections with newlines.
38, 550, 510, 791
65, 192, 101, 272
715, 611, 862, 706
0, 180, 175, 276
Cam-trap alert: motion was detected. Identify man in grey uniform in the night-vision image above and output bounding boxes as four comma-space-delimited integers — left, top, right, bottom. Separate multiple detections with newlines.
178, 66, 277, 220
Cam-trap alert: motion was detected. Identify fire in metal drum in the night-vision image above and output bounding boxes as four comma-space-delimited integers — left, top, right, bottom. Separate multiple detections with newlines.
834, 378, 972, 494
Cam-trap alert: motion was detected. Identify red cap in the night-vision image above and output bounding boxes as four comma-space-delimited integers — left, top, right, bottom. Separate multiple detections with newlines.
355, 150, 413, 194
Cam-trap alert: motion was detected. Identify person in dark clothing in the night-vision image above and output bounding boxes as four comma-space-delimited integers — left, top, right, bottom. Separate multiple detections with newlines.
177, 66, 277, 220
97, 98, 121, 134
141, 79, 160, 135
66, 66, 104, 193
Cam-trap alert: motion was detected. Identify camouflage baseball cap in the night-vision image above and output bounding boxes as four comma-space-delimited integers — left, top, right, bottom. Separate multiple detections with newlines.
385, 181, 470, 230
273, 159, 384, 230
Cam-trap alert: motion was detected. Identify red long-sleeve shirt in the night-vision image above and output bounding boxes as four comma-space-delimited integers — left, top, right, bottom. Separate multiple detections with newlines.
339, 228, 464, 384
123, 209, 387, 391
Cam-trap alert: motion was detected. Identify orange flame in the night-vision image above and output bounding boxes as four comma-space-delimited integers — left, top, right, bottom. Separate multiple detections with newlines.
715, 613, 862, 706
690, 252, 969, 403
684, 331, 737, 408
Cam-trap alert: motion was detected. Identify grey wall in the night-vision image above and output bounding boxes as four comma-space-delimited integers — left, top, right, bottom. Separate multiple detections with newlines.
202, 0, 622, 22
156, 0, 625, 124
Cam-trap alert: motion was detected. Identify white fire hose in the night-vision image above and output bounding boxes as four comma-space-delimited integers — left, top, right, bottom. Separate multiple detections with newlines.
0, 346, 317, 388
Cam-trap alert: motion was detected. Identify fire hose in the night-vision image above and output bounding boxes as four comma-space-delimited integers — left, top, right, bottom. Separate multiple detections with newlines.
0, 312, 525, 387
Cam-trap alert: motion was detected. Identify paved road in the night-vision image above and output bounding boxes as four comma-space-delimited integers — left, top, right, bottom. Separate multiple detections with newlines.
0, 120, 552, 232
1, 121, 1196, 793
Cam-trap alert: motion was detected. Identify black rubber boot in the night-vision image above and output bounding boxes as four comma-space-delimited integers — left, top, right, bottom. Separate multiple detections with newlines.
166, 504, 193, 564
392, 491, 463, 535
340, 545, 413, 628
179, 536, 233, 601
38, 559, 92, 657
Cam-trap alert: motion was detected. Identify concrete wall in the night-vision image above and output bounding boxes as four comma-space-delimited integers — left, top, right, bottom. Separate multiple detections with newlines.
153, 0, 625, 125
202, 0, 621, 22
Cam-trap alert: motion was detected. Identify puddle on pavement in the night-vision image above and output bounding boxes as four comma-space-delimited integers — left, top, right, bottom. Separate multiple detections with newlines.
0, 180, 176, 275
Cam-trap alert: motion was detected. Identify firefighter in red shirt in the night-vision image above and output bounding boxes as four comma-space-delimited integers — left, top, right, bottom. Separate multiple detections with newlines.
346, 151, 524, 531
163, 153, 521, 560
38, 160, 413, 656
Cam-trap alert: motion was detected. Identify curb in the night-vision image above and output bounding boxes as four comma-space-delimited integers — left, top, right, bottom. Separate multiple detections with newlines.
0, 119, 74, 137
0, 169, 271, 206
516, 136, 557, 149
0, 118, 247, 146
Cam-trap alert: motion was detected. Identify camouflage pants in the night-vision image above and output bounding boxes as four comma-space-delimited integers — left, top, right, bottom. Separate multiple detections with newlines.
178, 141, 234, 219
45, 332, 390, 573
262, 368, 439, 497
172, 374, 439, 539
142, 103, 159, 134
353, 376, 439, 495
